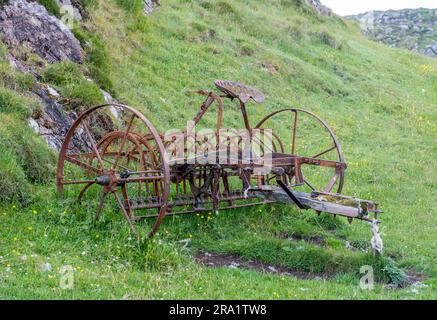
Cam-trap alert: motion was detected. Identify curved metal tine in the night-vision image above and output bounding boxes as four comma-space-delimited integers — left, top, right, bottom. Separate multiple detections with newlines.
82, 120, 105, 169
78, 182, 95, 204
95, 190, 109, 222
312, 146, 337, 159
112, 114, 136, 170
112, 190, 138, 237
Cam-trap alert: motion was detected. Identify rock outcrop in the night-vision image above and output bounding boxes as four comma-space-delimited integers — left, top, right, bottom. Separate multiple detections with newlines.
29, 84, 78, 150
144, 0, 160, 14
0, 0, 83, 64
348, 8, 436, 58
306, 0, 333, 17
54, 0, 83, 21
0, 0, 91, 151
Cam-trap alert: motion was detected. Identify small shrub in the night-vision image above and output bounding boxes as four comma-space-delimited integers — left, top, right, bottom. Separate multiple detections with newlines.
381, 257, 408, 286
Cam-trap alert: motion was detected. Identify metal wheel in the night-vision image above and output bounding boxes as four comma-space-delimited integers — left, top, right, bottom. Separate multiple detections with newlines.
255, 108, 345, 194
57, 104, 170, 238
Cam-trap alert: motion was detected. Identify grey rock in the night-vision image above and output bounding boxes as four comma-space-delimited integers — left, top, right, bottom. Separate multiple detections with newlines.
305, 0, 333, 17
0, 0, 84, 64
101, 89, 125, 126
144, 0, 160, 15
54, 0, 82, 21
30, 83, 78, 150
348, 8, 437, 58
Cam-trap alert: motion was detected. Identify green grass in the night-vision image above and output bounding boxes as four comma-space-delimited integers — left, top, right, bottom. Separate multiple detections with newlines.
42, 61, 104, 106
37, 0, 61, 17
0, 0, 436, 299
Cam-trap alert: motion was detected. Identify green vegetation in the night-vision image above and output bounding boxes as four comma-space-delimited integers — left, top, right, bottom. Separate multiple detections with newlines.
43, 61, 104, 106
37, 0, 61, 17
0, 43, 54, 205
72, 27, 113, 92
0, 0, 436, 299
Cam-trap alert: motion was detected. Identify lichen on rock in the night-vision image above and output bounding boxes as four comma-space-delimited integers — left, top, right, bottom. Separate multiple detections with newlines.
0, 0, 84, 64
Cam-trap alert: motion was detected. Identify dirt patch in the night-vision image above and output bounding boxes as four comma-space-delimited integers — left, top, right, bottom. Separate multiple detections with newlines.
404, 269, 426, 286
277, 232, 325, 246
195, 251, 328, 280
260, 62, 279, 74
384, 269, 427, 290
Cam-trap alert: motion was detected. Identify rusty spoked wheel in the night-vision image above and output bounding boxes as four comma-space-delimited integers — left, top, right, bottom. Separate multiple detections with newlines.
255, 108, 345, 194
57, 104, 170, 239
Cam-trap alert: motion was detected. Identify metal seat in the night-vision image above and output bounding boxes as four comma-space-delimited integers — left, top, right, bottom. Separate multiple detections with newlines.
214, 80, 265, 104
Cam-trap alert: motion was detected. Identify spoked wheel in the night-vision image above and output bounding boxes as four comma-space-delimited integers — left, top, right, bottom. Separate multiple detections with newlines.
255, 108, 345, 194
57, 104, 170, 238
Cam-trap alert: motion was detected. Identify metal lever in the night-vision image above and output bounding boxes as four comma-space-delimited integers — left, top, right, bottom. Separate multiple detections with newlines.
272, 167, 307, 210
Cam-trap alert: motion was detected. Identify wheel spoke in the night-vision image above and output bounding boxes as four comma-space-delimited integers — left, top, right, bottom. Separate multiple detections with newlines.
324, 173, 339, 193
65, 156, 103, 175
82, 121, 105, 168
112, 115, 136, 170
312, 146, 337, 159
112, 190, 137, 235
95, 190, 109, 222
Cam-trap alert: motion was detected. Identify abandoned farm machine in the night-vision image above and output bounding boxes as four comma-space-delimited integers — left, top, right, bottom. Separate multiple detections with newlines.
57, 80, 383, 249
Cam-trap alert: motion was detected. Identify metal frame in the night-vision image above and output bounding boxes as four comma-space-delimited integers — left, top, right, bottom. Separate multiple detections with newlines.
57, 80, 381, 239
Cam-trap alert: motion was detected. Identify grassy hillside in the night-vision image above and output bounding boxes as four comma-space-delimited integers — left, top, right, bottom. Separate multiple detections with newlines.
0, 0, 436, 299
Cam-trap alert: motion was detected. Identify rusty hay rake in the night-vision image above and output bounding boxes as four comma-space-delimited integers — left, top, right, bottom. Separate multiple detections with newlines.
57, 80, 383, 247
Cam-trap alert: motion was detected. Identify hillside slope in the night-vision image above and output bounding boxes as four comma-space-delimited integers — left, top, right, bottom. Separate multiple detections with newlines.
0, 0, 436, 299
348, 8, 437, 57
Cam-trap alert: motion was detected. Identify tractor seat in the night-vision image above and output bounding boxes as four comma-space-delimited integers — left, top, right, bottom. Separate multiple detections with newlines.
214, 80, 265, 104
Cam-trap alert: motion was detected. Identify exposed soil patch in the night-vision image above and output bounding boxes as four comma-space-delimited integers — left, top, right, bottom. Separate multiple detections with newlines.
195, 251, 328, 280
404, 269, 426, 286
384, 269, 427, 290
260, 61, 279, 74
277, 232, 325, 246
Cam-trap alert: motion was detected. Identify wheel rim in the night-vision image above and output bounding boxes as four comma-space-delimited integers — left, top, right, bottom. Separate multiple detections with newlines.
57, 104, 170, 238
256, 108, 345, 194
